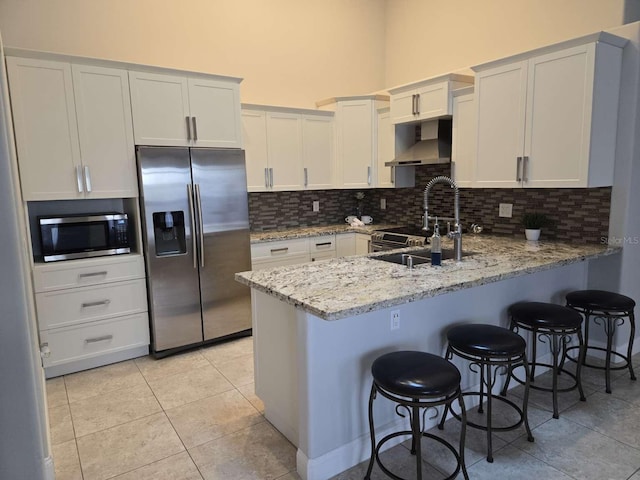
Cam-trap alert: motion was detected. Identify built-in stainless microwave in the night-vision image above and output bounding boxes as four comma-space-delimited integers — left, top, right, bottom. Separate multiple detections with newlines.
39, 213, 131, 262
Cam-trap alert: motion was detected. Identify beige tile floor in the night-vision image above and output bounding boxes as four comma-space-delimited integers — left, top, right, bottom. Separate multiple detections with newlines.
47, 340, 640, 480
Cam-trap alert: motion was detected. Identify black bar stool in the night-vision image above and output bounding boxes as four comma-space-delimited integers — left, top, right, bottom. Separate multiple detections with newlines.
365, 351, 469, 480
438, 324, 534, 463
565, 290, 636, 393
503, 302, 586, 419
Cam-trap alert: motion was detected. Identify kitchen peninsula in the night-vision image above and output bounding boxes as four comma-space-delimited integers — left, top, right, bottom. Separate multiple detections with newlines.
235, 235, 619, 480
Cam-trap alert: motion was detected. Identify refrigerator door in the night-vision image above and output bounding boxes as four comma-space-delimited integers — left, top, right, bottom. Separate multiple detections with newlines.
191, 148, 252, 341
137, 146, 204, 351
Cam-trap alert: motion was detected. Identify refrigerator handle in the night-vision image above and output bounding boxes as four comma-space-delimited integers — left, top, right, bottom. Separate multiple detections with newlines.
187, 184, 197, 269
195, 183, 205, 268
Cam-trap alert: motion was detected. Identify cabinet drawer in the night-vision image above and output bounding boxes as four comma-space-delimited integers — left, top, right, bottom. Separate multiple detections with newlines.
40, 312, 149, 368
310, 251, 336, 262
308, 235, 336, 253
251, 238, 309, 260
33, 255, 145, 293
251, 254, 310, 270
36, 279, 148, 330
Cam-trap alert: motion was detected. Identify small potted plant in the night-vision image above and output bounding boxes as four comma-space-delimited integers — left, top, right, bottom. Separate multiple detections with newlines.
522, 212, 551, 241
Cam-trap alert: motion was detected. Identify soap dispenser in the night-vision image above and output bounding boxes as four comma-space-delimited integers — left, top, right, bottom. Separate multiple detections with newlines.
431, 221, 442, 266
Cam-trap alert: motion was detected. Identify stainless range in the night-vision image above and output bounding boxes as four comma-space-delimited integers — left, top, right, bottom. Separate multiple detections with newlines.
370, 225, 430, 252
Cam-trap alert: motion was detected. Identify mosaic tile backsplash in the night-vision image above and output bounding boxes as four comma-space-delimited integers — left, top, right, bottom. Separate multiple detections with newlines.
248, 164, 611, 244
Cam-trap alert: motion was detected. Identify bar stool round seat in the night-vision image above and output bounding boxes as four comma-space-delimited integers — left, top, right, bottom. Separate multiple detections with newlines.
365, 351, 469, 480
504, 302, 586, 419
439, 324, 534, 463
566, 290, 636, 393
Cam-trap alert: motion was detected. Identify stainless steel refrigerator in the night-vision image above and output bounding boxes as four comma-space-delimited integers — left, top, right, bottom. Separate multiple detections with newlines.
137, 146, 252, 355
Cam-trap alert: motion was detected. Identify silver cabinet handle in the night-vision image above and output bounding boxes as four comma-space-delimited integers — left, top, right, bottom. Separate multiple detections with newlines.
264, 168, 269, 188
523, 156, 529, 182
76, 166, 84, 193
85, 335, 113, 344
192, 116, 198, 141
186, 116, 192, 140
270, 247, 289, 254
367, 166, 371, 185
390, 165, 395, 184
304, 167, 308, 187
195, 183, 204, 268
315, 242, 332, 248
187, 184, 197, 269
411, 94, 416, 115
84, 165, 92, 193
78, 271, 107, 279
269, 168, 274, 188
415, 93, 420, 115
516, 156, 522, 182
81, 299, 111, 308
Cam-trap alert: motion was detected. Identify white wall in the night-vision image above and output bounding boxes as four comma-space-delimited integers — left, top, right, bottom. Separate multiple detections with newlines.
384, 0, 631, 87
0, 0, 386, 108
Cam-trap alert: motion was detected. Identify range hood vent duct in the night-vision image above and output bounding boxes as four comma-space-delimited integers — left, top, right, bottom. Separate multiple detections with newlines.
386, 119, 452, 166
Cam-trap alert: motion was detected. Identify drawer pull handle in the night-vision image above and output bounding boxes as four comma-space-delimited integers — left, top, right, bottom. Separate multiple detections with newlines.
270, 247, 289, 254
78, 271, 108, 279
81, 300, 111, 308
85, 335, 113, 344
315, 242, 332, 248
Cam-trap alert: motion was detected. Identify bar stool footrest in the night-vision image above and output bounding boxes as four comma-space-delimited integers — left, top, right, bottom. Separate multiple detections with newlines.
371, 430, 462, 480
565, 345, 635, 374
447, 392, 525, 433
510, 362, 581, 393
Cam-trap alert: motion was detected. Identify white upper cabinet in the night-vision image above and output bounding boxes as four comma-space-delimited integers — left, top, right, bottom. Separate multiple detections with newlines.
473, 32, 625, 188
450, 88, 476, 188
266, 111, 304, 190
7, 57, 137, 200
302, 114, 334, 189
242, 104, 334, 191
388, 74, 474, 125
129, 71, 242, 148
319, 96, 389, 189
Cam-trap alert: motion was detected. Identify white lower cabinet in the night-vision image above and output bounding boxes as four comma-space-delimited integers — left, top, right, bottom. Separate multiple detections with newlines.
34, 254, 149, 377
252, 233, 368, 268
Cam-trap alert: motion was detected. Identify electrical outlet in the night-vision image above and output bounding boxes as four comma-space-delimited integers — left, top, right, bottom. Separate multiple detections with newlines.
499, 203, 513, 218
313, 201, 320, 212
390, 310, 400, 330
380, 198, 386, 210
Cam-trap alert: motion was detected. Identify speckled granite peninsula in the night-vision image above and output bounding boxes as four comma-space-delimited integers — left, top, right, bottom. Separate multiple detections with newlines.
249, 223, 392, 243
236, 235, 619, 320
237, 234, 620, 480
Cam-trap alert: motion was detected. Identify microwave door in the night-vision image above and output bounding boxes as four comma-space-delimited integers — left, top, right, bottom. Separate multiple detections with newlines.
137, 146, 203, 352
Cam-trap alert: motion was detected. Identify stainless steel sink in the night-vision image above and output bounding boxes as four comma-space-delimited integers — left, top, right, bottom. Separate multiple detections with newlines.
371, 248, 474, 266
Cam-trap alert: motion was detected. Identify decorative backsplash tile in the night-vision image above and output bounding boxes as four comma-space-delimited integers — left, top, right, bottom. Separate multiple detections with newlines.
248, 164, 611, 244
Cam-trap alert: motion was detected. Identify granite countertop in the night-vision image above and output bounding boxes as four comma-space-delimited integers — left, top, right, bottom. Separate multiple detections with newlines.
236, 235, 620, 321
250, 223, 397, 243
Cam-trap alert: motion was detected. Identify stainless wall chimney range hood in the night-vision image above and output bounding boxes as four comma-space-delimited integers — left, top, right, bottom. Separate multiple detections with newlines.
386, 118, 452, 166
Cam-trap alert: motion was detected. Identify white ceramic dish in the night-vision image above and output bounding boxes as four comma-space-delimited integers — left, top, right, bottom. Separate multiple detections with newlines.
361, 215, 373, 224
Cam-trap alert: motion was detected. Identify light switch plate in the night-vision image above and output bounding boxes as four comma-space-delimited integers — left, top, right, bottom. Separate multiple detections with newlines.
499, 203, 513, 218
313, 201, 320, 212
380, 198, 386, 210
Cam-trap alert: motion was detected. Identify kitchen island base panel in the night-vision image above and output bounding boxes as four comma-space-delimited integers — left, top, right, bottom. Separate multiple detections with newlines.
251, 261, 589, 480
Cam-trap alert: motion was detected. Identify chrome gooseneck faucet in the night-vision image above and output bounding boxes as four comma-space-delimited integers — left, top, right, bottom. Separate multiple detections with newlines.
423, 175, 462, 261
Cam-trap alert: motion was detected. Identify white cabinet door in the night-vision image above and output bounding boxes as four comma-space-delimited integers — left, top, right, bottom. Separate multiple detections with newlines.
72, 65, 137, 197
377, 110, 394, 188
474, 61, 528, 188
266, 112, 304, 190
415, 82, 449, 120
6, 57, 82, 200
451, 92, 476, 187
242, 110, 269, 191
336, 233, 356, 257
188, 77, 242, 148
302, 115, 334, 189
336, 100, 374, 188
355, 234, 371, 254
129, 71, 190, 146
390, 89, 417, 125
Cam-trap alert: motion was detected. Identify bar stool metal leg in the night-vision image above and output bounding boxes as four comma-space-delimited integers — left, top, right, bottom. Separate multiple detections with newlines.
364, 384, 377, 480
628, 310, 636, 381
